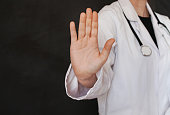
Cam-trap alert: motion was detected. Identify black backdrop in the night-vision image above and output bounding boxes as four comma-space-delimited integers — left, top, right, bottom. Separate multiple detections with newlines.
0, 0, 169, 115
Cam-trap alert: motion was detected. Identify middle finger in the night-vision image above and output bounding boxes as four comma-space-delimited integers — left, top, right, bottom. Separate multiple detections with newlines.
86, 8, 92, 37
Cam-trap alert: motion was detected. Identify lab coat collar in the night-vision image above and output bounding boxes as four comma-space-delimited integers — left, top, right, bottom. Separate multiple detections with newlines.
118, 0, 139, 22
118, 0, 155, 22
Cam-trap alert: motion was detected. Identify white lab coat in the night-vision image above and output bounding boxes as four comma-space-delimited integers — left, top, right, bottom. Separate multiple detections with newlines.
65, 0, 170, 114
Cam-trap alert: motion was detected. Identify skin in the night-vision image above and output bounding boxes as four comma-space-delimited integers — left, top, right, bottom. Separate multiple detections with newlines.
130, 0, 149, 17
69, 0, 149, 88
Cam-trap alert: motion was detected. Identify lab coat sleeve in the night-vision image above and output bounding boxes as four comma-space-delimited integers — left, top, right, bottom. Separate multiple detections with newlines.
65, 8, 117, 100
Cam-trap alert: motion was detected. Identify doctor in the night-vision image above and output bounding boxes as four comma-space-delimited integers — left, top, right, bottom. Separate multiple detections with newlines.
65, 0, 170, 114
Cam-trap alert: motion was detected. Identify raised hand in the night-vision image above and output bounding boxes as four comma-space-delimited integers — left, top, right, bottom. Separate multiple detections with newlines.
70, 8, 115, 88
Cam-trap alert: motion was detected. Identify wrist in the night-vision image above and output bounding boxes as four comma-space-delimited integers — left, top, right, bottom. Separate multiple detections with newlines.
78, 74, 97, 88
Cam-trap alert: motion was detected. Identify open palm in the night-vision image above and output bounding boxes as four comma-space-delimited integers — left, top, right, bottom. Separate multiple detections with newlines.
70, 8, 115, 85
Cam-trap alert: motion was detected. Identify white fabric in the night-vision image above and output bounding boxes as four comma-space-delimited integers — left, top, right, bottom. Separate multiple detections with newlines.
65, 0, 170, 114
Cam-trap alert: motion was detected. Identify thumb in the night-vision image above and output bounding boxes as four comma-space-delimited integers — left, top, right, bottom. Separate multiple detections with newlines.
100, 38, 115, 63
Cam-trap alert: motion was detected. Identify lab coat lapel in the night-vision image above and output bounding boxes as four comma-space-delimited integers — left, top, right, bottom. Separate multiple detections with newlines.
147, 3, 170, 55
138, 4, 160, 54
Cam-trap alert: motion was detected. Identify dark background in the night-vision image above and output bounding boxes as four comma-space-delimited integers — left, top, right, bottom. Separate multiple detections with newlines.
0, 0, 169, 115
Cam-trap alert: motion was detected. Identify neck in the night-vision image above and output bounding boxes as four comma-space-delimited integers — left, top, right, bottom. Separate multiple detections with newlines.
130, 0, 149, 17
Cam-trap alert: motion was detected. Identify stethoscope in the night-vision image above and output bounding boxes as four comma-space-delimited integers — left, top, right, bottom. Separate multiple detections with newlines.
122, 7, 170, 56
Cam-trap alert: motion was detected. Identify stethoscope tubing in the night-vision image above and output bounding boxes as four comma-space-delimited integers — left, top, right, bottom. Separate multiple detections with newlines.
123, 11, 170, 47
123, 12, 143, 46
153, 12, 170, 34
118, 0, 170, 56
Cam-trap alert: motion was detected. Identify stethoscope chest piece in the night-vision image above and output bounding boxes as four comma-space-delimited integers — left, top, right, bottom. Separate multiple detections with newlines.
141, 45, 152, 56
